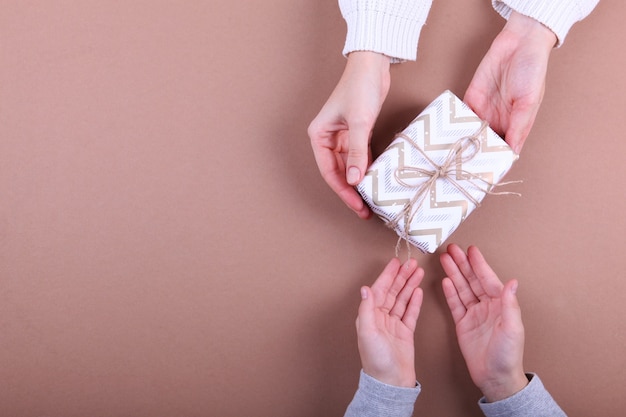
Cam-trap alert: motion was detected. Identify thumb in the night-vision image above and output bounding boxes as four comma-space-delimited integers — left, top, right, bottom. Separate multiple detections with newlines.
506, 106, 536, 154
357, 286, 376, 332
501, 280, 523, 328
346, 126, 371, 185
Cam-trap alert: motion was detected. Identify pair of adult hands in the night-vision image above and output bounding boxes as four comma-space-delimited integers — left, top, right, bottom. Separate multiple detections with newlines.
308, 12, 556, 219
358, 244, 527, 402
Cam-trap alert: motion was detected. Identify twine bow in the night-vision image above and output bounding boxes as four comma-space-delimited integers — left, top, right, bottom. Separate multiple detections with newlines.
386, 121, 520, 257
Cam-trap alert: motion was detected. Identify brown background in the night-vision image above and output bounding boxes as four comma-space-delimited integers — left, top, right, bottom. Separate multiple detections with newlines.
1, 1, 624, 416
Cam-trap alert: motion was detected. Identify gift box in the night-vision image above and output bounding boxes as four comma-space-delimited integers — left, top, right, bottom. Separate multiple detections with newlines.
356, 90, 519, 254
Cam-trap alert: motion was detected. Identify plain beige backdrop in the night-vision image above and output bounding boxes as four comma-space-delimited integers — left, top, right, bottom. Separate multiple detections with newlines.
1, 1, 624, 416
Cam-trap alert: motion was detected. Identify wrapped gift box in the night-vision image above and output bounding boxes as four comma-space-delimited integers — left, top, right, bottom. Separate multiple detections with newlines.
357, 90, 518, 253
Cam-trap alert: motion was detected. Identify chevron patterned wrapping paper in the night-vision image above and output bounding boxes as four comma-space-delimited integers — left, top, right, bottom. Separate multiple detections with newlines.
356, 90, 519, 254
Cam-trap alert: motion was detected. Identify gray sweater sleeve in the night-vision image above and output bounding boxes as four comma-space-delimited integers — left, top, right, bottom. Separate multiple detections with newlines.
479, 373, 567, 417
344, 370, 421, 417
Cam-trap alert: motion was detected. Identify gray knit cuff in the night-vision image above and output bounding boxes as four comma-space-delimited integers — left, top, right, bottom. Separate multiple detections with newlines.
344, 370, 420, 417
478, 373, 567, 417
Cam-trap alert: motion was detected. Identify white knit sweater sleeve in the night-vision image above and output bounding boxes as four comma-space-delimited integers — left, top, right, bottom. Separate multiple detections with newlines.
491, 0, 600, 46
339, 0, 433, 62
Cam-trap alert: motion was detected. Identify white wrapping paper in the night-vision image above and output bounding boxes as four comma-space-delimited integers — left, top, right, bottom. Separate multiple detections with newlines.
357, 90, 518, 253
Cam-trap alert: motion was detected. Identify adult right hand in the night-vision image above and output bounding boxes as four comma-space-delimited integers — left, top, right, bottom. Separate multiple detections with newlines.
308, 51, 391, 219
440, 244, 528, 402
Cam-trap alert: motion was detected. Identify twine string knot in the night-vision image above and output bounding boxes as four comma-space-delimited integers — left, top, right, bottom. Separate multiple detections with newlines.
385, 121, 520, 257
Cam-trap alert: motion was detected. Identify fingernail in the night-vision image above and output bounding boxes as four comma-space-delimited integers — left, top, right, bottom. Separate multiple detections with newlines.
510, 281, 518, 295
360, 287, 368, 300
347, 167, 361, 185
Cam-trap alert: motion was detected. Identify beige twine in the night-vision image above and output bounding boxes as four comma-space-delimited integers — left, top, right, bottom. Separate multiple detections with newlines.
385, 122, 521, 258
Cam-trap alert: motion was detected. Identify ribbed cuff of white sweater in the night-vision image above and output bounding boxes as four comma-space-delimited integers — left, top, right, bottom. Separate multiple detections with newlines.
339, 0, 433, 62
491, 0, 599, 47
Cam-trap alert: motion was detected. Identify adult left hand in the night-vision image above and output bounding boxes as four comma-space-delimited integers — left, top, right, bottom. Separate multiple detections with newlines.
464, 11, 557, 154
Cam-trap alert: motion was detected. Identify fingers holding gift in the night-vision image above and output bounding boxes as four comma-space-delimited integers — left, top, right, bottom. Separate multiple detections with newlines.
310, 136, 371, 219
